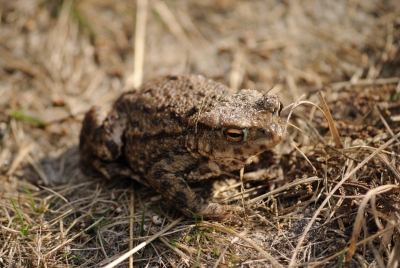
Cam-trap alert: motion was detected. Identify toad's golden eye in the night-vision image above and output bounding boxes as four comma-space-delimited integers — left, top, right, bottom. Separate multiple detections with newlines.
223, 128, 246, 142
277, 101, 283, 116
272, 101, 284, 117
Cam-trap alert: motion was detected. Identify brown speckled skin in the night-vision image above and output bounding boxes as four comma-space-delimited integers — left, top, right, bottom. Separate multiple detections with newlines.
80, 74, 284, 223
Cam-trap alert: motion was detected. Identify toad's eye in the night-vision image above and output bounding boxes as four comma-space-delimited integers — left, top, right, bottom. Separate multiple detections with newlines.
273, 101, 284, 117
222, 128, 247, 142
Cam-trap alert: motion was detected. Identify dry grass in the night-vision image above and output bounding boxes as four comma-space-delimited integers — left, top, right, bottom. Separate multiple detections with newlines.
1, 0, 400, 267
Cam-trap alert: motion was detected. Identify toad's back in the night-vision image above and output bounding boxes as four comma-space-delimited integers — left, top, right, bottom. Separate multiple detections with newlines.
114, 74, 230, 137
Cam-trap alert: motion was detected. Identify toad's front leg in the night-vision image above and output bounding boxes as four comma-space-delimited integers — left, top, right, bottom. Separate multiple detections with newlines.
148, 159, 244, 225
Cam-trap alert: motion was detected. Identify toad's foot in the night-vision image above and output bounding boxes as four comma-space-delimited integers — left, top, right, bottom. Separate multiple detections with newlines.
199, 202, 246, 226
149, 162, 247, 225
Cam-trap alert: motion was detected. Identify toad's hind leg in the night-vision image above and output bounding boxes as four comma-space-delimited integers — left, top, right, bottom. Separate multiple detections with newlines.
80, 106, 126, 161
149, 161, 244, 225
79, 106, 145, 183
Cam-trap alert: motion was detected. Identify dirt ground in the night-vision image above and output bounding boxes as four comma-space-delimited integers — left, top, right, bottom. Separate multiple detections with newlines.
1, 0, 399, 267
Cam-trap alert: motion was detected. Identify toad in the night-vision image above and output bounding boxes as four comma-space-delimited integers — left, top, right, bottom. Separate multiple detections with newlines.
79, 74, 284, 223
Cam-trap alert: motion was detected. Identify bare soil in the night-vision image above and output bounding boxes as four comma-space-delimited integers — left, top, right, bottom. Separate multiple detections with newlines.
1, 0, 399, 267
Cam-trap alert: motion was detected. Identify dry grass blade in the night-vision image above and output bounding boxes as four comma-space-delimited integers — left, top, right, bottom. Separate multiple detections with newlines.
103, 217, 184, 268
229, 50, 245, 91
346, 184, 399, 262
0, 48, 51, 91
129, 190, 135, 268
44, 217, 106, 258
282, 94, 305, 134
201, 222, 284, 268
288, 138, 317, 173
26, 155, 51, 186
213, 235, 241, 268
374, 106, 397, 140
330, 77, 400, 90
288, 131, 400, 267
158, 235, 190, 265
367, 238, 386, 268
299, 223, 400, 267
379, 213, 399, 253
317, 92, 342, 148
6, 143, 35, 176
376, 152, 400, 184
153, 0, 191, 47
386, 236, 400, 268
249, 176, 321, 205
127, 0, 148, 88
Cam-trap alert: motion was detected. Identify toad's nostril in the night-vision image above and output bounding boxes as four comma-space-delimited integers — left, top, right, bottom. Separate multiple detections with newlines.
258, 129, 266, 135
